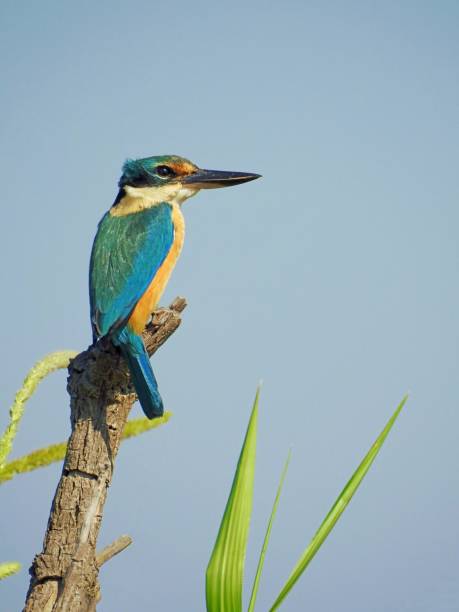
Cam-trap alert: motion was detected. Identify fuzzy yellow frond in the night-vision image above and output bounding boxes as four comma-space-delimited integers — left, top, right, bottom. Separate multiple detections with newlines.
0, 442, 67, 484
0, 351, 77, 470
0, 562, 21, 580
0, 413, 171, 485
123, 412, 171, 439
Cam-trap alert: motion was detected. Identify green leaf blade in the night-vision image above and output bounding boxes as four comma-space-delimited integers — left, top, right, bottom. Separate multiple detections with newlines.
270, 395, 408, 611
206, 389, 260, 612
248, 449, 291, 612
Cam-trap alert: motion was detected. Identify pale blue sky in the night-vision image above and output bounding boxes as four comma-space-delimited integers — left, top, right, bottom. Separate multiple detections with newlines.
1, 1, 458, 610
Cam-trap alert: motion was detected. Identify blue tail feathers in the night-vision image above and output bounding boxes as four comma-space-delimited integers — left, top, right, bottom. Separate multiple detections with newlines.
114, 328, 164, 419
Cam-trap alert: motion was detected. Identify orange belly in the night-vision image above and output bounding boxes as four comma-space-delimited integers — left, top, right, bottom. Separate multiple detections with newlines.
128, 204, 185, 335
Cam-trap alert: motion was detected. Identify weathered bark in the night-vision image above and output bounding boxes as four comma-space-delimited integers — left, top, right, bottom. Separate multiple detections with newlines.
24, 297, 187, 612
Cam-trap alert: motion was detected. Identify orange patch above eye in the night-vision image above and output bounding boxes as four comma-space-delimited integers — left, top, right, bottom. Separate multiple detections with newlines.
168, 160, 198, 176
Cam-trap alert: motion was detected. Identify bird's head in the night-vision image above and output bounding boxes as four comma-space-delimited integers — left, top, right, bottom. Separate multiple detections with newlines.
116, 154, 260, 207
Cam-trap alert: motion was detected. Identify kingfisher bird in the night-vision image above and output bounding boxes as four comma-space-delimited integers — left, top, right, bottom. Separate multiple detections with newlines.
89, 155, 260, 418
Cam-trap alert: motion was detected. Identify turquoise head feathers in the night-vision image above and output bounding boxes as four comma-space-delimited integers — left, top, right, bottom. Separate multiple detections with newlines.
118, 154, 261, 191
119, 155, 198, 188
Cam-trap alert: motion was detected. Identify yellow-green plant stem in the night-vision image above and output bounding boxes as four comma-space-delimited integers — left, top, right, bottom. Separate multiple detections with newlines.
247, 449, 291, 612
0, 413, 171, 485
269, 396, 408, 611
0, 562, 21, 580
0, 351, 77, 470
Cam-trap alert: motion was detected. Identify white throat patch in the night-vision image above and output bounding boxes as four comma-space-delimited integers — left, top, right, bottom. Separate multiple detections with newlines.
125, 183, 198, 206
111, 183, 199, 216
173, 186, 199, 205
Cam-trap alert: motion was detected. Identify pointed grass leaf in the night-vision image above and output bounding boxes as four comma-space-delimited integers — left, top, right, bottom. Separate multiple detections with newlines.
248, 449, 291, 612
270, 395, 408, 611
206, 389, 260, 612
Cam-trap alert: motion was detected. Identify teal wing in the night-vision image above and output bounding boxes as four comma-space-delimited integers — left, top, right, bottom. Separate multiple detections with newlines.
89, 203, 174, 337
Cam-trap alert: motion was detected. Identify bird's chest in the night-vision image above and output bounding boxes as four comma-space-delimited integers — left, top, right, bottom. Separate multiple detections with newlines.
159, 204, 185, 281
128, 205, 185, 333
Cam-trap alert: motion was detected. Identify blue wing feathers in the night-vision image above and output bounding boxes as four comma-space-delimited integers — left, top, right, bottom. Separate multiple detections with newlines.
89, 203, 174, 337
89, 202, 174, 418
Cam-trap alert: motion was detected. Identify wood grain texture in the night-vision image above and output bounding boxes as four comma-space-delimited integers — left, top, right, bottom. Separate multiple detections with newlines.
24, 298, 187, 612
96, 535, 132, 568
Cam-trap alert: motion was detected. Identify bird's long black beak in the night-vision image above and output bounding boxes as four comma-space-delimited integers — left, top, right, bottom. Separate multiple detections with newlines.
182, 168, 261, 189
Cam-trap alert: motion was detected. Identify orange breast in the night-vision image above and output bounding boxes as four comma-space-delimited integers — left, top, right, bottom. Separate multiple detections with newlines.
128, 204, 185, 335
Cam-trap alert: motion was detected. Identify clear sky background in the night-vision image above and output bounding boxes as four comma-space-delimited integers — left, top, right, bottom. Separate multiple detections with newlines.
1, 1, 458, 610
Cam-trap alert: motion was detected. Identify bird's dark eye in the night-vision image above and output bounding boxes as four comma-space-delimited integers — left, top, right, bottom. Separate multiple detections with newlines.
156, 165, 175, 178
